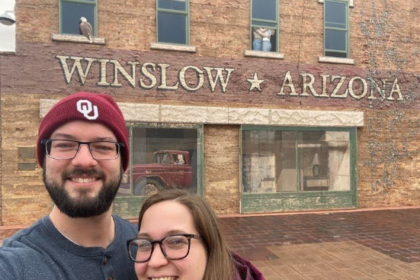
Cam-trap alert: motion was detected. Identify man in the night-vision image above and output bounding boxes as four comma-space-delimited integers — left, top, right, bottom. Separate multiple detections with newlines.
0, 92, 137, 279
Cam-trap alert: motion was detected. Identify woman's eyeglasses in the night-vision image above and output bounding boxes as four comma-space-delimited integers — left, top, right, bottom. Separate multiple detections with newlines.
127, 234, 201, 263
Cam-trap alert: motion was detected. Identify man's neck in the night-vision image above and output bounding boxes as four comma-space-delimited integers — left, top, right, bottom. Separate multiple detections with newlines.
49, 206, 115, 248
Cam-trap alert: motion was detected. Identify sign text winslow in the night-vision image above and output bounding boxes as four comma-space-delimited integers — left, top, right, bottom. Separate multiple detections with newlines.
57, 55, 404, 101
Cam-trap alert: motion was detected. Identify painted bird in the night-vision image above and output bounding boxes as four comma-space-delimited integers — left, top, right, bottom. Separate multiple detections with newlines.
79, 17, 93, 43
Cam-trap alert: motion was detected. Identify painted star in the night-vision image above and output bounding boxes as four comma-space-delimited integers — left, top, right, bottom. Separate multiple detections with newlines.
247, 73, 264, 92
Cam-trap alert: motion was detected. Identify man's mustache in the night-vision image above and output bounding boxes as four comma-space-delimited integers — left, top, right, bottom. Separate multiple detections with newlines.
64, 168, 105, 177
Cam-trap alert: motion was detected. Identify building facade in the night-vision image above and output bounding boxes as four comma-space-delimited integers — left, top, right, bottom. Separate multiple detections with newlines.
1, 0, 420, 226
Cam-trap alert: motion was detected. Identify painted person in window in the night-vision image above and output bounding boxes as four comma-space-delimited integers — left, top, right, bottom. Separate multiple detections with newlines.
128, 189, 266, 280
252, 27, 275, 52
175, 153, 185, 164
0, 92, 137, 279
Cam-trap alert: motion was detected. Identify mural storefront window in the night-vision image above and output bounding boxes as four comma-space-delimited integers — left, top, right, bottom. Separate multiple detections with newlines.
242, 128, 351, 193
117, 125, 201, 197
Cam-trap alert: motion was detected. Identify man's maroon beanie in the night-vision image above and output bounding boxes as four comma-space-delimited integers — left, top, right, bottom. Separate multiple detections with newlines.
37, 92, 129, 171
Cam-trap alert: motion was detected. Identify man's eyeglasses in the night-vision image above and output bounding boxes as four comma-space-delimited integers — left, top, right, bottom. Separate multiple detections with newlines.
127, 234, 201, 263
41, 139, 124, 161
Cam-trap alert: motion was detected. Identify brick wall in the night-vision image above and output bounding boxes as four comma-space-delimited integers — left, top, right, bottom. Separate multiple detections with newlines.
204, 125, 240, 215
14, 0, 419, 70
1, 94, 51, 225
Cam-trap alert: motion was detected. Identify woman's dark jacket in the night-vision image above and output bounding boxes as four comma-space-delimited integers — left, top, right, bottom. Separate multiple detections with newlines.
232, 252, 266, 280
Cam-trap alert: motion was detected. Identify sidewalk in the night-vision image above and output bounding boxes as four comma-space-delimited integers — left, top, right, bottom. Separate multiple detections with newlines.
220, 208, 420, 279
2, 208, 420, 279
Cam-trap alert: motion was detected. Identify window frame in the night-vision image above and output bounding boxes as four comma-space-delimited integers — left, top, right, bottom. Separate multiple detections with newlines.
240, 125, 358, 213
156, 0, 190, 45
323, 0, 349, 58
113, 122, 204, 218
249, 0, 279, 53
59, 0, 98, 36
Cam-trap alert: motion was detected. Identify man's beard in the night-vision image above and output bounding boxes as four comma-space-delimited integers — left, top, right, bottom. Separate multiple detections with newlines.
43, 167, 122, 218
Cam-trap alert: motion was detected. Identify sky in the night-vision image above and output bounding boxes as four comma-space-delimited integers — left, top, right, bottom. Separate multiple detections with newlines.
0, 0, 16, 52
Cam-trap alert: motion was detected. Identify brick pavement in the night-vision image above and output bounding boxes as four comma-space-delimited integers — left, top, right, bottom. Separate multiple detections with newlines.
219, 208, 420, 279
2, 208, 420, 279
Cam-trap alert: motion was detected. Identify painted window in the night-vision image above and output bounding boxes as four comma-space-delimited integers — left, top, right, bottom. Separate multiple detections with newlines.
324, 0, 349, 58
157, 0, 189, 45
59, 0, 97, 36
242, 128, 355, 193
116, 124, 203, 199
250, 0, 278, 52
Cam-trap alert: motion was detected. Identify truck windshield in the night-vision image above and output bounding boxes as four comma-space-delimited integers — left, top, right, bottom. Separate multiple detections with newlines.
161, 153, 171, 163
153, 153, 163, 163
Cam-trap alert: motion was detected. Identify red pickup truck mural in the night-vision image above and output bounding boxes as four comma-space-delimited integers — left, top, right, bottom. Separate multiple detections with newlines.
118, 150, 193, 196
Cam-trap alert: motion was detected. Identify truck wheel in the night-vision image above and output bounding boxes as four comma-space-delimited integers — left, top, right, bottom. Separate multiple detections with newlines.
134, 179, 162, 196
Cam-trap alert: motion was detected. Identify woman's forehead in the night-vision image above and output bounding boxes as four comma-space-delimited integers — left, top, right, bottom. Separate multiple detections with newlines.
140, 200, 197, 236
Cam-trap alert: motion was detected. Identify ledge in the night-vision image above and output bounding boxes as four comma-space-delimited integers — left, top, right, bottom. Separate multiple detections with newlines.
0, 51, 16, 55
318, 56, 355, 65
318, 0, 354, 7
51, 34, 106, 45
244, 50, 285, 60
150, 43, 196, 53
40, 99, 364, 127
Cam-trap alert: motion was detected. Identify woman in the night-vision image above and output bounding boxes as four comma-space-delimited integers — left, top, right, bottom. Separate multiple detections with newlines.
127, 189, 266, 280
252, 27, 274, 52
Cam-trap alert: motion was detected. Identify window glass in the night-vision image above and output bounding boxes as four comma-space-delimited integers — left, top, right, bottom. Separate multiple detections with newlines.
250, 0, 278, 52
157, 0, 189, 44
324, 0, 348, 58
325, 29, 346, 51
60, 0, 96, 35
117, 126, 199, 197
158, 0, 186, 11
158, 13, 187, 44
252, 0, 276, 21
242, 129, 351, 193
325, 51, 347, 58
325, 1, 346, 28
251, 20, 277, 28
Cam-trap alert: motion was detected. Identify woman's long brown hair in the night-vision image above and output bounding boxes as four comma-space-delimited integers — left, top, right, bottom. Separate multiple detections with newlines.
138, 190, 234, 280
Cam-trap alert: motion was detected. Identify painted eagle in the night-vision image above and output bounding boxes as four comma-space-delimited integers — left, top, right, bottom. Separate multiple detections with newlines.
79, 17, 93, 43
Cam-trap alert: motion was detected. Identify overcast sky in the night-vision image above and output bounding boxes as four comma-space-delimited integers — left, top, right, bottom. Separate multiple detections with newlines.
0, 0, 16, 52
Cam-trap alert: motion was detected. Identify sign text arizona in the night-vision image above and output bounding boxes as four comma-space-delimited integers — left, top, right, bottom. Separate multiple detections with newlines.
56, 55, 403, 101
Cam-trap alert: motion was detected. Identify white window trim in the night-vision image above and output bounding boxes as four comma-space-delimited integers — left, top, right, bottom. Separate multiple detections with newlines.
318, 56, 354, 65
318, 0, 354, 7
244, 50, 285, 60
51, 34, 105, 45
150, 42, 196, 53
41, 99, 364, 127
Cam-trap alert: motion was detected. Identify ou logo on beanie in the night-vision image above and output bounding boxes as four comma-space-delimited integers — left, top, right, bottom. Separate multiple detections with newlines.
36, 92, 130, 171
77, 100, 99, 120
